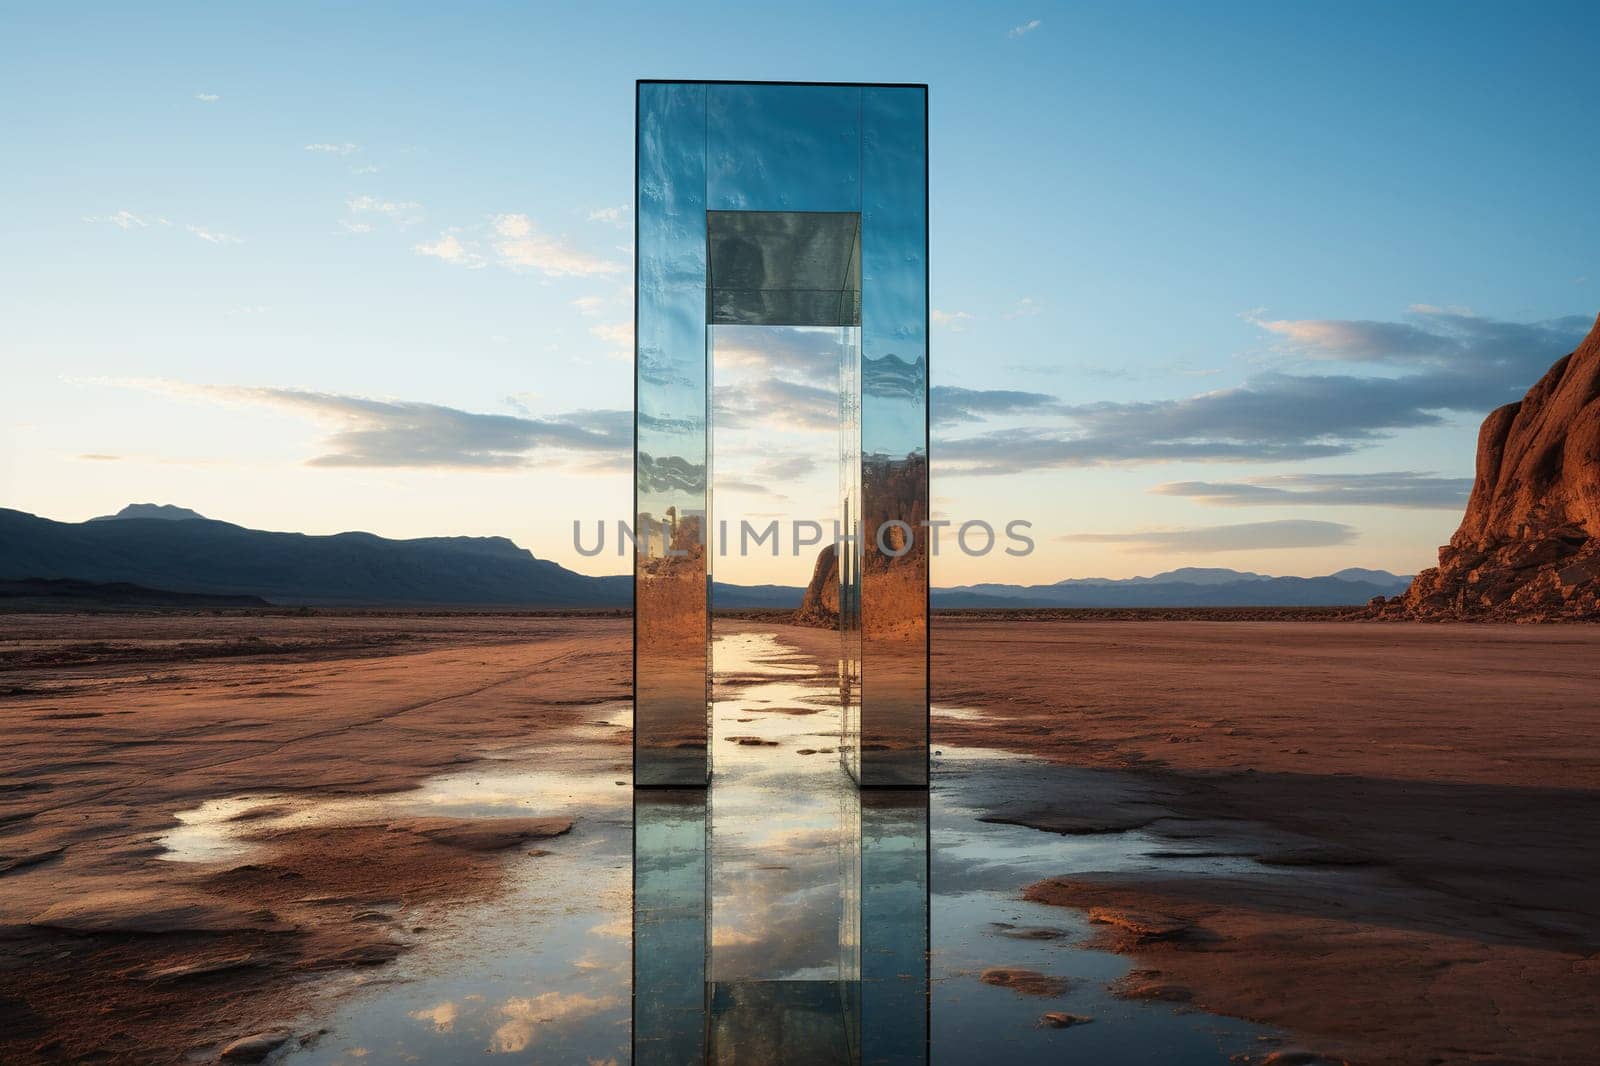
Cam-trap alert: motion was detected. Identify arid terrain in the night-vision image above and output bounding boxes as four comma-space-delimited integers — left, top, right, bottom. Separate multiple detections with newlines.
1, 610, 1597, 1064
0, 612, 631, 1063
934, 616, 1600, 1064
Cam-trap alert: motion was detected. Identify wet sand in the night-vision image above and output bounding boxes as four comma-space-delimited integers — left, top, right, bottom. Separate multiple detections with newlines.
0, 613, 629, 1064
934, 618, 1600, 1065
2, 612, 1597, 1063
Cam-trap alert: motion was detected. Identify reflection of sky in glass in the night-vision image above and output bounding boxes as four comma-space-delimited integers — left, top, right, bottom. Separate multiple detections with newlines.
707, 631, 852, 982
636, 81, 709, 526
861, 86, 927, 462
708, 85, 861, 212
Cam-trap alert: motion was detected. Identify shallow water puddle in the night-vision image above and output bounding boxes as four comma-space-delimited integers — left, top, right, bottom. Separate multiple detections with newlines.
174, 634, 1276, 1063
931, 750, 1273, 1062
157, 704, 633, 865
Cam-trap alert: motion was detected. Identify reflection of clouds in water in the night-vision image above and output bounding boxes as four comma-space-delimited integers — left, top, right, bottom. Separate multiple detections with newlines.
409, 1000, 458, 1033
588, 915, 630, 940
711, 925, 761, 947
710, 862, 843, 978
489, 992, 621, 1054
706, 629, 856, 980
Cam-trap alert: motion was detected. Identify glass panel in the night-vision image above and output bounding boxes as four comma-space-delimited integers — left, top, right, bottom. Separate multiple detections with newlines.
707, 210, 861, 328
707, 84, 861, 213
633, 790, 709, 1064
859, 790, 929, 1064
636, 81, 710, 786
839, 325, 862, 784
858, 86, 929, 787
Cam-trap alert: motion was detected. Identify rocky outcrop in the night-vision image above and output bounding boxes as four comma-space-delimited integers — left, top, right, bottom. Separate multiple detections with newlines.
795, 542, 839, 627
1375, 312, 1600, 621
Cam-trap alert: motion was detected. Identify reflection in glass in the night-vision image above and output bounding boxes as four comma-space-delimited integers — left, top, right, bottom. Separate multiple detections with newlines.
636, 80, 927, 789
707, 84, 862, 213
633, 790, 708, 1065
855, 791, 929, 1064
636, 81, 710, 786
858, 86, 929, 788
633, 747, 928, 1063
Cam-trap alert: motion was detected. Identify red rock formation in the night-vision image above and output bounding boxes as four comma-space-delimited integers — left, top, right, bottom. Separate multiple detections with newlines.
795, 541, 839, 627
1377, 312, 1600, 621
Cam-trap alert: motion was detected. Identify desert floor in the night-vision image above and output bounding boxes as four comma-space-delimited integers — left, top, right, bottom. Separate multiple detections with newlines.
1, 611, 1597, 1064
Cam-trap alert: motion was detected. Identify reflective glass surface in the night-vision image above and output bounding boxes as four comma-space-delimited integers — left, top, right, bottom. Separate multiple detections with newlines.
636, 81, 927, 788
633, 630, 928, 1064
858, 86, 928, 787
633, 790, 709, 1064
707, 84, 861, 212
636, 82, 710, 786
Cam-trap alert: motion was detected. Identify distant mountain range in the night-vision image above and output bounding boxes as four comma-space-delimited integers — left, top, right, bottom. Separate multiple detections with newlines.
0, 505, 1411, 608
0, 506, 630, 607
931, 566, 1411, 608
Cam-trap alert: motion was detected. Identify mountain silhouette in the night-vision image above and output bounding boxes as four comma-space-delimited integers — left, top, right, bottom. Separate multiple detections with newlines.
88, 503, 209, 523
1, 505, 1413, 609
0, 507, 630, 607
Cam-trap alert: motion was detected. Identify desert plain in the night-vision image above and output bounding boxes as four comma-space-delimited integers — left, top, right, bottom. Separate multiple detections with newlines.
1, 608, 1597, 1064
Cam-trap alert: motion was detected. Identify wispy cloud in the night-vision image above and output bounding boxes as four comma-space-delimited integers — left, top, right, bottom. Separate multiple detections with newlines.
589, 321, 633, 358
99, 379, 630, 470
83, 210, 148, 230
1243, 305, 1586, 369
931, 309, 973, 331
346, 195, 423, 227
413, 233, 485, 268
1059, 519, 1357, 553
1004, 297, 1041, 318
939, 308, 1591, 475
304, 142, 360, 155
185, 224, 241, 245
587, 205, 629, 227
194, 92, 220, 103
1009, 18, 1042, 38
711, 327, 840, 380
350, 164, 380, 175
1152, 472, 1472, 509
931, 385, 1061, 426
716, 378, 835, 433
492, 213, 623, 276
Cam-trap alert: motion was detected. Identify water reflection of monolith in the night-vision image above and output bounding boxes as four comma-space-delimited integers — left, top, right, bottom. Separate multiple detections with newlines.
634, 80, 929, 789
633, 790, 708, 1064
632, 779, 929, 1064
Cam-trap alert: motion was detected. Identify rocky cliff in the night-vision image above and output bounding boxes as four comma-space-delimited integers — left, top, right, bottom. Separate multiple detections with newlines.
1375, 312, 1600, 621
795, 542, 839, 626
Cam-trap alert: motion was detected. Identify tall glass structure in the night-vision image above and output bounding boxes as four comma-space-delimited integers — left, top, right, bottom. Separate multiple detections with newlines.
634, 80, 929, 789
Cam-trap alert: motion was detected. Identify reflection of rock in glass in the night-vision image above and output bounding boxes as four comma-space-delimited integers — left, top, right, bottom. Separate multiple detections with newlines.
863, 452, 928, 639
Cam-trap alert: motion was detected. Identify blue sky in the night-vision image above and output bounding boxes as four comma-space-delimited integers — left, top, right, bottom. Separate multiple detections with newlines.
2, 2, 1596, 584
